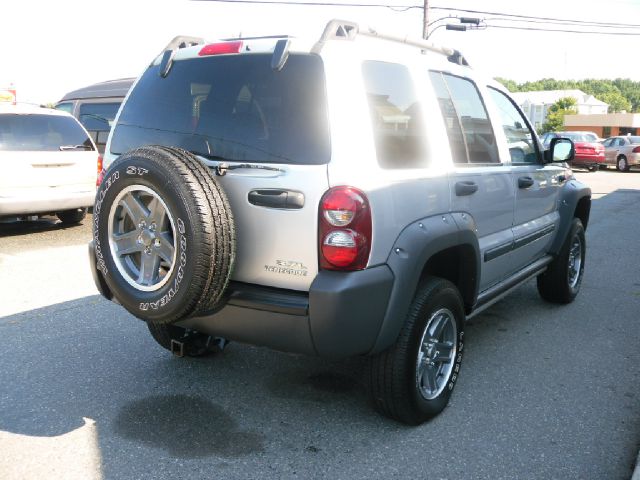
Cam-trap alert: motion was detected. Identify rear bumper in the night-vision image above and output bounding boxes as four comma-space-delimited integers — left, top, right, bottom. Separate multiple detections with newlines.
0, 189, 94, 215
572, 153, 605, 167
88, 238, 395, 359
179, 267, 395, 359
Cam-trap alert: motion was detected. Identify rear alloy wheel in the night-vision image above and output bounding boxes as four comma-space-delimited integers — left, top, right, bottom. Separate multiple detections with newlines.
93, 145, 235, 325
57, 207, 87, 225
616, 155, 630, 172
369, 277, 464, 425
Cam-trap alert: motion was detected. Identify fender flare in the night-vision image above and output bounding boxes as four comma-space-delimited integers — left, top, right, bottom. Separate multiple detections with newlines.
370, 213, 480, 354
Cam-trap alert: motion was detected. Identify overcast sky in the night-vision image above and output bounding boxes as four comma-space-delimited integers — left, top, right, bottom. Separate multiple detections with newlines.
2, 0, 639, 105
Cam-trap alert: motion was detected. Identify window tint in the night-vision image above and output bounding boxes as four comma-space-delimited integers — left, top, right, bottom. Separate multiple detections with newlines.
0, 114, 94, 151
112, 54, 329, 165
55, 102, 74, 114
430, 72, 499, 164
79, 102, 121, 131
362, 61, 428, 169
602, 138, 613, 147
487, 88, 539, 164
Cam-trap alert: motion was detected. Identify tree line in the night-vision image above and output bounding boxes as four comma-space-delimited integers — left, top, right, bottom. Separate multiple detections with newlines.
495, 78, 640, 114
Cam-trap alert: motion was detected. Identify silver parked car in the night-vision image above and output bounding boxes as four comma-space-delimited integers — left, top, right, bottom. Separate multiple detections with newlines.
601, 135, 640, 171
88, 20, 589, 425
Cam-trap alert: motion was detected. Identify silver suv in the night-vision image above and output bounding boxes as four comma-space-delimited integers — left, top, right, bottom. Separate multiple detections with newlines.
89, 20, 591, 425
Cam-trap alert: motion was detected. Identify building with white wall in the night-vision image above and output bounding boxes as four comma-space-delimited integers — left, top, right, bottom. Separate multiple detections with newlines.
511, 89, 609, 131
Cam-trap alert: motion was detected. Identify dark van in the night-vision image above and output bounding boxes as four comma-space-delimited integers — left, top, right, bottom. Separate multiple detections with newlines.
56, 78, 134, 153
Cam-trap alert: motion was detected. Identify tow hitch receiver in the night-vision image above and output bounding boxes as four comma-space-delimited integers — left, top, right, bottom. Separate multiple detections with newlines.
170, 331, 229, 357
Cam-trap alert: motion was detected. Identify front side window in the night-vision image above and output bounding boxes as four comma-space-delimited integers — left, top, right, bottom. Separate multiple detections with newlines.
0, 114, 94, 151
111, 54, 329, 165
487, 88, 540, 164
430, 72, 499, 164
362, 61, 428, 169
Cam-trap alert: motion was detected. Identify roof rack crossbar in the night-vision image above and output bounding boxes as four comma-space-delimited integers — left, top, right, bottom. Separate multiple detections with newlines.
312, 19, 469, 67
162, 35, 206, 53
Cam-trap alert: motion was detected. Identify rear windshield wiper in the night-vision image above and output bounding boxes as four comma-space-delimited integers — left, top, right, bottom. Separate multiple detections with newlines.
59, 144, 93, 151
214, 162, 285, 176
197, 153, 285, 176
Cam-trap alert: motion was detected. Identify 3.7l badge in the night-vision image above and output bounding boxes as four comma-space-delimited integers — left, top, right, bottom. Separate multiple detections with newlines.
264, 260, 308, 276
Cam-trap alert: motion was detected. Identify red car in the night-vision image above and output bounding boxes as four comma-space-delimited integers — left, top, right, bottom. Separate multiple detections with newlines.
541, 131, 604, 171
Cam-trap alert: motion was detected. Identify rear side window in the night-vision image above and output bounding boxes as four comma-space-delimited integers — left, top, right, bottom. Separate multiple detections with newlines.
79, 102, 122, 147
430, 72, 499, 164
111, 54, 330, 165
0, 114, 94, 151
362, 61, 428, 169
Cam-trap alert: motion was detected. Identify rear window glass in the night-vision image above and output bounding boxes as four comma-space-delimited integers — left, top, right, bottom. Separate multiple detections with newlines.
362, 61, 428, 169
111, 53, 330, 165
0, 114, 94, 151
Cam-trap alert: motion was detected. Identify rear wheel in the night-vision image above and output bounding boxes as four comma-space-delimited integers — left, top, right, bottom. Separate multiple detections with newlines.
57, 207, 87, 225
537, 218, 585, 304
617, 155, 630, 172
369, 277, 464, 425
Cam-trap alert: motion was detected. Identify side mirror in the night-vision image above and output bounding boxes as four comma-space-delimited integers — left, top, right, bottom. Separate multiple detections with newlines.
544, 137, 574, 163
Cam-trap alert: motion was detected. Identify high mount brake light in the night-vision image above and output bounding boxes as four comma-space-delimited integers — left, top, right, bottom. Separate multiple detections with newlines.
319, 186, 372, 271
199, 41, 243, 56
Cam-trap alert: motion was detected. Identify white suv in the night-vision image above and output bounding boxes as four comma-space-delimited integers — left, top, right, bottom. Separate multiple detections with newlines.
90, 20, 590, 424
0, 104, 99, 224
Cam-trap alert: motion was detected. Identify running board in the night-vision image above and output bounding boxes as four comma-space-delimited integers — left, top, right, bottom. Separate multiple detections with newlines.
467, 255, 553, 320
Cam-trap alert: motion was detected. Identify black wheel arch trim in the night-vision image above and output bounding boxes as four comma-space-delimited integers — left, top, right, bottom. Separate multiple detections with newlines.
369, 213, 480, 355
548, 179, 591, 255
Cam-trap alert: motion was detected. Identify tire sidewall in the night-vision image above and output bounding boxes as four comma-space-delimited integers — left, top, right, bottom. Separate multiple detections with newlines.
565, 219, 586, 298
93, 154, 200, 323
409, 284, 465, 418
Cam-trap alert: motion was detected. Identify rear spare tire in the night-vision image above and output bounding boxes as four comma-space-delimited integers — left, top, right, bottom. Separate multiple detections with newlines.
92, 146, 235, 324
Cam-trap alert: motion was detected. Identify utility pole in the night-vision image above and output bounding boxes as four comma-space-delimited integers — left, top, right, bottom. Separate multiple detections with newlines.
422, 0, 429, 39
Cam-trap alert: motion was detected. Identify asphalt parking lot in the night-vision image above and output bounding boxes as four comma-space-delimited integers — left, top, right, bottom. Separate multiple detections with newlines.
0, 169, 639, 480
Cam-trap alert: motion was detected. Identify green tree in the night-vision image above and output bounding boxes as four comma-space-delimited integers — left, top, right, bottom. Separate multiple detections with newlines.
599, 91, 631, 113
542, 97, 577, 133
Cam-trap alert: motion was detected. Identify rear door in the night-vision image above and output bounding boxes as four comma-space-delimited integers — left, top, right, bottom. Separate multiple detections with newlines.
109, 52, 330, 291
430, 72, 516, 291
0, 113, 97, 194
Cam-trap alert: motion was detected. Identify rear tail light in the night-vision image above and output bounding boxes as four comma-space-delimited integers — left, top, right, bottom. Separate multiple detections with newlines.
319, 187, 372, 271
199, 41, 243, 56
96, 155, 105, 187
632, 146, 640, 153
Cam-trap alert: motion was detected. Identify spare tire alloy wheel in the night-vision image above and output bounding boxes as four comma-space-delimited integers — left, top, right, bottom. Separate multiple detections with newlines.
93, 146, 235, 325
108, 185, 176, 292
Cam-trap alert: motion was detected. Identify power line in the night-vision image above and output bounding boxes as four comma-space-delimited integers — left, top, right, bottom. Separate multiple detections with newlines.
430, 6, 640, 29
487, 24, 640, 35
190, 0, 640, 32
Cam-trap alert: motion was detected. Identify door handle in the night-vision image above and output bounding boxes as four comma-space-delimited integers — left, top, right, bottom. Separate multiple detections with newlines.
455, 181, 478, 196
248, 189, 304, 209
518, 176, 535, 189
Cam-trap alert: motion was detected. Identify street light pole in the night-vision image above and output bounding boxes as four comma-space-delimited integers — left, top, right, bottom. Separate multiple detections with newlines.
422, 0, 429, 39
